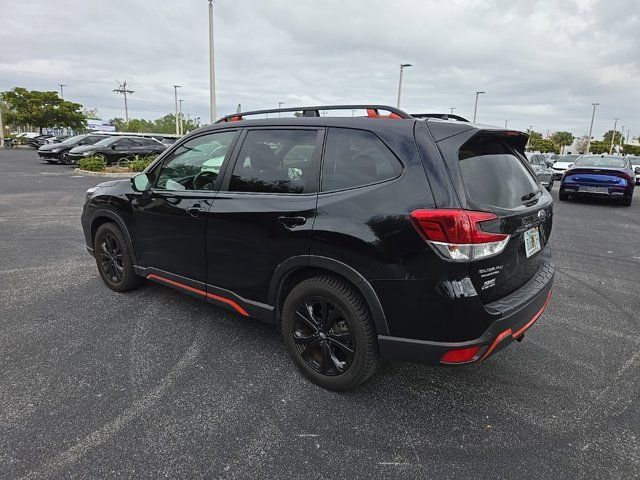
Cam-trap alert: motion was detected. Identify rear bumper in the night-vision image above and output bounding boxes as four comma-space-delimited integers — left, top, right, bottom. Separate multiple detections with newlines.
560, 184, 634, 198
378, 248, 554, 364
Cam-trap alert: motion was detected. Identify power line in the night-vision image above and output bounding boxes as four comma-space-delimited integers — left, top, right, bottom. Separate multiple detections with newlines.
113, 80, 134, 123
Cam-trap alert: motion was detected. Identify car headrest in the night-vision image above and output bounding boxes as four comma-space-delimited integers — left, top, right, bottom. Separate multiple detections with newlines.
250, 143, 279, 171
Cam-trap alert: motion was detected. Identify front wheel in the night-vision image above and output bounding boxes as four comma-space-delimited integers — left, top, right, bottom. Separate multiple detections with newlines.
622, 197, 632, 207
94, 222, 143, 292
281, 275, 380, 391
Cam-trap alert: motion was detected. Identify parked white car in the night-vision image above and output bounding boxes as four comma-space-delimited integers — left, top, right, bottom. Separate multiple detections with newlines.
551, 154, 582, 179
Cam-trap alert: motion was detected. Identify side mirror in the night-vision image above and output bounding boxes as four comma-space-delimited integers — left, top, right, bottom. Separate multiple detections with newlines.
635, 167, 640, 174
111, 145, 117, 150
131, 173, 151, 192
568, 164, 573, 169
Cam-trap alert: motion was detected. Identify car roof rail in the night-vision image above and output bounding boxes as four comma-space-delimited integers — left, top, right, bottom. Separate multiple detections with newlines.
215, 104, 413, 123
411, 113, 470, 122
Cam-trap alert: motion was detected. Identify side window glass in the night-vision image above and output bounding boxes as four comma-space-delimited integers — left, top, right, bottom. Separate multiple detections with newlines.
321, 128, 403, 191
229, 129, 318, 194
153, 130, 237, 191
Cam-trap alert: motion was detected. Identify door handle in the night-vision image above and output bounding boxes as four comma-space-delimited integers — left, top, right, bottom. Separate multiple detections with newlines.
187, 204, 207, 216
277, 216, 307, 227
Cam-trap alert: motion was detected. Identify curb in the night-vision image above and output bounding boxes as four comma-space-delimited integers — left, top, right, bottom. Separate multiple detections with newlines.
73, 168, 136, 178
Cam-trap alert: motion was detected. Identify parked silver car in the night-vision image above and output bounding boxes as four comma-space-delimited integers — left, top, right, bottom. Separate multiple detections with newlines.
526, 153, 554, 190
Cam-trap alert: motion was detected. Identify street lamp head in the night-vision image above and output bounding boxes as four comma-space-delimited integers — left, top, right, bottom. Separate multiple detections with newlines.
400, 63, 412, 68
476, 91, 486, 95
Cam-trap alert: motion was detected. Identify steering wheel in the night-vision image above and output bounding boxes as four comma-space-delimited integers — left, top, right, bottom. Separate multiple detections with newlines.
192, 170, 218, 190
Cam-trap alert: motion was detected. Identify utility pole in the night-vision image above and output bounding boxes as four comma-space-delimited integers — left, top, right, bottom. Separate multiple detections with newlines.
236, 104, 242, 114
113, 81, 134, 124
586, 102, 599, 154
450, 107, 456, 115
396, 64, 412, 108
526, 125, 534, 150
278, 101, 285, 118
473, 91, 485, 123
179, 99, 184, 135
618, 126, 625, 154
208, 0, 217, 123
59, 84, 66, 100
609, 118, 619, 154
504, 120, 509, 128
173, 85, 181, 135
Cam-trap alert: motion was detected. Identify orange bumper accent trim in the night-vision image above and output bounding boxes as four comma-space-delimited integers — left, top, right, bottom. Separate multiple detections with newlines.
480, 291, 552, 361
146, 274, 249, 317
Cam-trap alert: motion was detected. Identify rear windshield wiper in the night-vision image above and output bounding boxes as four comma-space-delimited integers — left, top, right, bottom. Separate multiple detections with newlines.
521, 188, 541, 202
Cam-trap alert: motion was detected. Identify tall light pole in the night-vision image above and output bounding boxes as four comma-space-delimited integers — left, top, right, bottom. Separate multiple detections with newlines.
208, 0, 217, 123
473, 91, 485, 123
179, 99, 185, 135
173, 85, 181, 135
450, 107, 456, 115
278, 101, 285, 118
396, 63, 412, 109
0, 107, 4, 149
586, 102, 599, 154
609, 118, 619, 154
59, 84, 66, 100
504, 120, 509, 128
526, 125, 534, 150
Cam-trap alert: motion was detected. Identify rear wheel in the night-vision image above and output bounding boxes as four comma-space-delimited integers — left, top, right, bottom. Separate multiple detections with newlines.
559, 190, 569, 201
622, 197, 632, 207
281, 275, 380, 391
93, 223, 143, 292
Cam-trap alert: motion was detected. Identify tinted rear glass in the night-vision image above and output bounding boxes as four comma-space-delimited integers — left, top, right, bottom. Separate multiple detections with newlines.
574, 155, 626, 168
459, 136, 540, 209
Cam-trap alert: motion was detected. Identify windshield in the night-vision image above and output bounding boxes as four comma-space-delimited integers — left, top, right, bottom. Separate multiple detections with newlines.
574, 156, 626, 168
92, 137, 120, 147
61, 135, 87, 144
558, 155, 580, 163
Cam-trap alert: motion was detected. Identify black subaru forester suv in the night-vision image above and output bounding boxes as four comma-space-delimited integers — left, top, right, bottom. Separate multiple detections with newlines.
81, 105, 554, 391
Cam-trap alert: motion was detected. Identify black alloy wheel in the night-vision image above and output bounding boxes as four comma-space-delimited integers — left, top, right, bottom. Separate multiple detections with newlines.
60, 151, 71, 165
93, 223, 143, 292
99, 232, 124, 284
292, 296, 355, 376
282, 275, 379, 390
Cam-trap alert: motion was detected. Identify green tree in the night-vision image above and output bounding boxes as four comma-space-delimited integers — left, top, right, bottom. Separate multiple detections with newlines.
588, 140, 609, 154
602, 129, 625, 147
0, 87, 86, 133
109, 113, 200, 134
622, 144, 640, 156
550, 131, 574, 154
531, 138, 559, 153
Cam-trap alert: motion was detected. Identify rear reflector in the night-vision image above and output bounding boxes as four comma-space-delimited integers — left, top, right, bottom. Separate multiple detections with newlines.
410, 209, 510, 262
441, 346, 481, 364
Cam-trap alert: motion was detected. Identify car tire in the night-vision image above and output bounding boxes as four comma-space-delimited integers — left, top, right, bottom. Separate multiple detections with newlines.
93, 222, 143, 292
559, 191, 569, 201
59, 151, 71, 165
622, 197, 632, 207
546, 179, 554, 191
281, 275, 380, 391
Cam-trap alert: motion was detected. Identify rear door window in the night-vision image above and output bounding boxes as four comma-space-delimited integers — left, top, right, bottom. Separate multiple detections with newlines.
321, 128, 402, 191
459, 136, 540, 209
229, 129, 320, 194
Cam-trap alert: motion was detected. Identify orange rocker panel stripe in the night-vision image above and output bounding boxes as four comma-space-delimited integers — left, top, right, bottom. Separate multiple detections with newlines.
480, 291, 552, 361
146, 274, 249, 317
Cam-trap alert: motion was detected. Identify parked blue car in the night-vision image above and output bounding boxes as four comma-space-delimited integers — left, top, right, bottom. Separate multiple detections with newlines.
559, 155, 635, 206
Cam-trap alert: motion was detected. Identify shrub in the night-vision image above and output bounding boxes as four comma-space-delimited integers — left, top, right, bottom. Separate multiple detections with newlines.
127, 155, 156, 172
78, 156, 106, 172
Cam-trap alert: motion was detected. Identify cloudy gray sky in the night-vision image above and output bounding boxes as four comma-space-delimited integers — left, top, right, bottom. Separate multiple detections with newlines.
1, 0, 638, 138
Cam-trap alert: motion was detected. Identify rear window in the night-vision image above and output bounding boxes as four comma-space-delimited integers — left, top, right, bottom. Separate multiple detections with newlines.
459, 136, 540, 209
574, 156, 626, 168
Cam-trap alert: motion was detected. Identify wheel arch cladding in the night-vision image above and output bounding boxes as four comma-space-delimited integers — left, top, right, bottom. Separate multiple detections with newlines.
90, 210, 138, 264
269, 256, 389, 335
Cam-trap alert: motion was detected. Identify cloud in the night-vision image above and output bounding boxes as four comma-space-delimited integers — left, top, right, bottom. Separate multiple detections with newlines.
0, 0, 638, 138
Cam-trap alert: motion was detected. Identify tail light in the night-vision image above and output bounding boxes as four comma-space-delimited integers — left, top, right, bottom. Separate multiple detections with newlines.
410, 209, 510, 262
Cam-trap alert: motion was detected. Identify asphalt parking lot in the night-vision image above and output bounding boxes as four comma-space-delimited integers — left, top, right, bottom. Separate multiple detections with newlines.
1, 148, 639, 480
